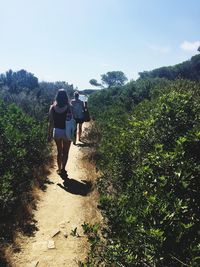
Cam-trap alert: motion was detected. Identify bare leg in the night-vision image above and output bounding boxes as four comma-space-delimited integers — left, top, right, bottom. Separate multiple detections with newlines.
78, 123, 83, 141
73, 122, 78, 145
62, 139, 71, 171
55, 139, 62, 172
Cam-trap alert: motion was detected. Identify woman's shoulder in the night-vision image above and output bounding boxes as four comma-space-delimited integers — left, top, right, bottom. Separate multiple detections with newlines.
49, 104, 55, 112
71, 99, 76, 104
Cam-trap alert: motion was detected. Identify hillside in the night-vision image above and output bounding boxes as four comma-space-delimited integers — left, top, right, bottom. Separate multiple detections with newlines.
87, 56, 200, 266
139, 53, 200, 81
1, 54, 200, 266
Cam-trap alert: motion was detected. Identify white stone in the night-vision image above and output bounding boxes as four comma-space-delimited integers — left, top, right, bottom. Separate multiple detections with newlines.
47, 240, 56, 249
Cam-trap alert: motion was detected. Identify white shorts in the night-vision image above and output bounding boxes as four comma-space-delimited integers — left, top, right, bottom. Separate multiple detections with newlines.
53, 128, 69, 141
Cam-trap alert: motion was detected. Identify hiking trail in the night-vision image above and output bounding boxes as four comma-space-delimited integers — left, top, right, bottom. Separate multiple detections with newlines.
10, 125, 101, 267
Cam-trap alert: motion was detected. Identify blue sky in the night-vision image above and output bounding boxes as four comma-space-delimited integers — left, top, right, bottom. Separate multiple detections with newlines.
0, 0, 199, 89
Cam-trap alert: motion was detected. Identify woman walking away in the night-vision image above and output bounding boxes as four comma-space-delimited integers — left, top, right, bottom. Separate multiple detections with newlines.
71, 91, 85, 144
48, 89, 72, 177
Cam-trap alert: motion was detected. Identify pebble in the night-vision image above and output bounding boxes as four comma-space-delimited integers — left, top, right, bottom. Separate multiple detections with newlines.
47, 240, 55, 249
63, 231, 68, 238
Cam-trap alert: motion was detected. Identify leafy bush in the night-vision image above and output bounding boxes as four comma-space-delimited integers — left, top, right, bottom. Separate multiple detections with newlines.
0, 101, 49, 220
88, 78, 170, 121
88, 80, 200, 266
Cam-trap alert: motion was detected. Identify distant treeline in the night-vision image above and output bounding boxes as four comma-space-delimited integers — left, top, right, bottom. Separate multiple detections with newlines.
0, 69, 75, 120
139, 53, 200, 81
80, 89, 98, 95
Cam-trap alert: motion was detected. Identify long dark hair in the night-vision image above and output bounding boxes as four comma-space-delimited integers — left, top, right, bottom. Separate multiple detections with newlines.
55, 89, 69, 107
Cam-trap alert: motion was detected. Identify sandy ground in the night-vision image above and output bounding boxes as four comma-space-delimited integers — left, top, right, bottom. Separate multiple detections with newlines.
10, 126, 101, 267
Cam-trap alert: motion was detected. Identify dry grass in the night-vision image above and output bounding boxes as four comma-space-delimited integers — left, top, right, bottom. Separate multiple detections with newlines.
0, 152, 54, 266
81, 154, 102, 225
79, 123, 102, 224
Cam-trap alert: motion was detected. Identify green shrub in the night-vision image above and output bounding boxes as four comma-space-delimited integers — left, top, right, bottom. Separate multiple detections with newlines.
89, 80, 200, 266
0, 101, 49, 219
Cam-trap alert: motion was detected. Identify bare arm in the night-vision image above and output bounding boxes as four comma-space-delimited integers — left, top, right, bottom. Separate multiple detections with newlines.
48, 106, 54, 142
81, 100, 85, 111
84, 101, 88, 110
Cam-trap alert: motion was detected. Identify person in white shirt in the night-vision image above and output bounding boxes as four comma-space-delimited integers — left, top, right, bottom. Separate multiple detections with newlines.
71, 91, 85, 144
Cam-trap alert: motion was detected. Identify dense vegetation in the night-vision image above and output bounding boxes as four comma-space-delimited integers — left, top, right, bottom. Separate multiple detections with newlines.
87, 55, 200, 266
0, 101, 48, 221
1, 52, 200, 266
139, 54, 200, 81
0, 69, 74, 120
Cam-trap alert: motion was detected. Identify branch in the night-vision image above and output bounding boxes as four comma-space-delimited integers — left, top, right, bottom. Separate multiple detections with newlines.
170, 254, 189, 267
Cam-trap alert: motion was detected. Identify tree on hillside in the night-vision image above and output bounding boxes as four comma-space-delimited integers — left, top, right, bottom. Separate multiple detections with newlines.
89, 79, 102, 87
101, 71, 128, 87
2, 69, 39, 93
89, 71, 128, 88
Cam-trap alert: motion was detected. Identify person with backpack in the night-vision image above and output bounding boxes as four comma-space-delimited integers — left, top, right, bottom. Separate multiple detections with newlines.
48, 89, 72, 176
71, 91, 85, 144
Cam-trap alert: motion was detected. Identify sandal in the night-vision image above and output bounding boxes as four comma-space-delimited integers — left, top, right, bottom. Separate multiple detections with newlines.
61, 169, 67, 174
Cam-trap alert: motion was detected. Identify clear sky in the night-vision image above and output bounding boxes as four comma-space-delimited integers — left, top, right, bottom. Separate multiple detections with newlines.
0, 0, 199, 89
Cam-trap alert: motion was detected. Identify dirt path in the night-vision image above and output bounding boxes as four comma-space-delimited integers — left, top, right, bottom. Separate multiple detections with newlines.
10, 126, 100, 267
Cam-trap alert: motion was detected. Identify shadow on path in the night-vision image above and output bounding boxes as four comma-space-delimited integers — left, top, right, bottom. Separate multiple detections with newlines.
75, 141, 96, 148
21, 220, 38, 237
39, 176, 54, 192
57, 178, 92, 196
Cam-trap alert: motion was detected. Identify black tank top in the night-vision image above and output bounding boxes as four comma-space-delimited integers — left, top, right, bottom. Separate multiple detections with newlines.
52, 106, 69, 129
